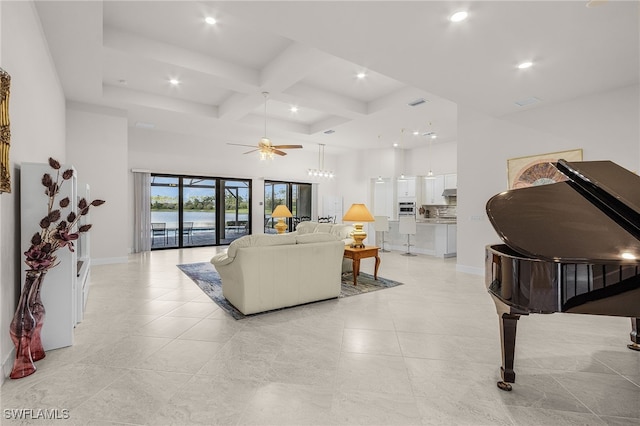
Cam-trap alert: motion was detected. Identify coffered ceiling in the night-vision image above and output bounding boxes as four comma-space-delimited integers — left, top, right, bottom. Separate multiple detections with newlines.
35, 1, 639, 155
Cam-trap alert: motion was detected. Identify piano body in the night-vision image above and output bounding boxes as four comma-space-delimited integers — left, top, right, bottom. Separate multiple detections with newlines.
485, 159, 640, 391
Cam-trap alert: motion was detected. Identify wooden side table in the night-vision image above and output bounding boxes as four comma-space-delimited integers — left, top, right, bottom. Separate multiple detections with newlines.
343, 246, 380, 286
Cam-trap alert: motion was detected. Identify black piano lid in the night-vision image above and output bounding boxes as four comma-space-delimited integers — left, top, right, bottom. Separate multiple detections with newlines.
486, 160, 640, 264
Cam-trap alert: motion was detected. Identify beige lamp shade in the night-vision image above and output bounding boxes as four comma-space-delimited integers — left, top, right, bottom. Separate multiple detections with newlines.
342, 203, 375, 222
272, 205, 293, 218
342, 204, 375, 248
272, 204, 293, 234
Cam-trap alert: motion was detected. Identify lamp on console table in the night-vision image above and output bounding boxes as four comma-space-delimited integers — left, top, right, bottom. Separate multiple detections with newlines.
342, 203, 375, 248
272, 205, 293, 234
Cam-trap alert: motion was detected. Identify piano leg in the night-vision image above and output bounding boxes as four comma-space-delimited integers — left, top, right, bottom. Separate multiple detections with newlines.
498, 313, 520, 391
629, 318, 640, 351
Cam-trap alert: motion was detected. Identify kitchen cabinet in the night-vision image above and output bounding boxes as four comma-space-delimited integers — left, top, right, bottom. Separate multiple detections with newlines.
444, 173, 457, 189
423, 175, 445, 205
397, 177, 416, 200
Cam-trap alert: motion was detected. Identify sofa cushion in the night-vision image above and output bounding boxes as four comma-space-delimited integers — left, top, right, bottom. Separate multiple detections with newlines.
295, 221, 317, 234
227, 234, 296, 258
296, 233, 340, 244
314, 223, 334, 233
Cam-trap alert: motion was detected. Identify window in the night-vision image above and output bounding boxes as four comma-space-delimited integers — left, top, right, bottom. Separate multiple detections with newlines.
151, 174, 251, 249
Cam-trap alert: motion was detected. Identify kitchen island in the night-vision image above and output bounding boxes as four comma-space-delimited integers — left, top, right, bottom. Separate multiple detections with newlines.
378, 219, 457, 258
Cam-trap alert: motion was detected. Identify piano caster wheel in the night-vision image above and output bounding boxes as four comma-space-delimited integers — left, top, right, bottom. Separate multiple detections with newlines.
497, 381, 512, 391
628, 343, 640, 352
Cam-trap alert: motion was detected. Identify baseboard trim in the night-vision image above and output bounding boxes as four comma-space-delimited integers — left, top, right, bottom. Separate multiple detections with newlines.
2, 347, 16, 383
91, 256, 128, 265
456, 264, 484, 276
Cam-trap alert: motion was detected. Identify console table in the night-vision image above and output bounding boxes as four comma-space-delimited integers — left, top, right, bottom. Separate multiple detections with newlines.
343, 246, 380, 286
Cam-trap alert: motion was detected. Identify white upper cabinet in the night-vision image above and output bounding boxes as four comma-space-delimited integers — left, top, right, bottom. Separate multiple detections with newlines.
397, 177, 416, 200
444, 173, 457, 189
423, 175, 445, 205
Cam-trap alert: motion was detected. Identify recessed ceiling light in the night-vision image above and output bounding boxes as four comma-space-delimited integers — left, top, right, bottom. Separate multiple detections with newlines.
413, 131, 419, 136
450, 11, 468, 22
290, 106, 298, 113
517, 61, 533, 69
356, 72, 367, 79
393, 143, 399, 147
169, 78, 180, 85
205, 16, 217, 25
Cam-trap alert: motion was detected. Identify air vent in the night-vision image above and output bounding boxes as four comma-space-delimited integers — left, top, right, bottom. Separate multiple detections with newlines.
135, 121, 155, 129
324, 129, 335, 134
515, 97, 540, 107
408, 98, 427, 107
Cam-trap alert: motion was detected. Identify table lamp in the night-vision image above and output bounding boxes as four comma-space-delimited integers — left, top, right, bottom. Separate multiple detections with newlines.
342, 203, 375, 248
272, 204, 293, 234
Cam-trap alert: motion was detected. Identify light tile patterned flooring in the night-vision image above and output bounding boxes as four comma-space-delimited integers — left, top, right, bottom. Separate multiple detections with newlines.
2, 247, 639, 425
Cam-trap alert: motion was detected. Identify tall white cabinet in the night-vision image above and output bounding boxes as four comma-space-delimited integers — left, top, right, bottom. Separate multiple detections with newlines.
21, 162, 90, 350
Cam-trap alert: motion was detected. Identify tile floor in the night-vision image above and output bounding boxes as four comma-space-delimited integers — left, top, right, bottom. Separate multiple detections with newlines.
2, 247, 639, 425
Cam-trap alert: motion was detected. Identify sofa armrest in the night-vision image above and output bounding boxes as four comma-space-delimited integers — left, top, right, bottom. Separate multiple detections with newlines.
211, 252, 233, 267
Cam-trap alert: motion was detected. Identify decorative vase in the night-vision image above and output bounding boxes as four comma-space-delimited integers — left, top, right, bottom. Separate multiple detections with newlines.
9, 271, 39, 379
28, 270, 47, 362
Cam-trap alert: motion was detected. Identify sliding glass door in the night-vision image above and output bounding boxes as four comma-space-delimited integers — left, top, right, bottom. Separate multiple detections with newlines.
182, 178, 216, 247
264, 181, 312, 233
221, 180, 250, 244
151, 174, 251, 249
151, 176, 179, 248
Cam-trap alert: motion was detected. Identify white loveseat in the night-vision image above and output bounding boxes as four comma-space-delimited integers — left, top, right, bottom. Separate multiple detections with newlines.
293, 221, 355, 272
211, 233, 345, 315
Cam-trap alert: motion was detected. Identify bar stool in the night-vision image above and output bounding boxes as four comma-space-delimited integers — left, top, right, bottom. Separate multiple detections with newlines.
374, 216, 390, 252
399, 216, 417, 256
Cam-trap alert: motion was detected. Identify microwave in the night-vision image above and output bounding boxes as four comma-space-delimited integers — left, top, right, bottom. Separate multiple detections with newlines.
398, 202, 415, 217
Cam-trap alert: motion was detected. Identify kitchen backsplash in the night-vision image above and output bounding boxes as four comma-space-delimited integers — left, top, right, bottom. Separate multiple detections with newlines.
420, 205, 457, 218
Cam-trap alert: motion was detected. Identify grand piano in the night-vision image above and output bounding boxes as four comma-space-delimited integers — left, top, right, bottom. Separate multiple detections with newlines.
485, 159, 640, 391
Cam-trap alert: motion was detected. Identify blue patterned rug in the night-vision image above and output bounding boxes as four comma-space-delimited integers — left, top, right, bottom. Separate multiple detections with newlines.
177, 262, 403, 320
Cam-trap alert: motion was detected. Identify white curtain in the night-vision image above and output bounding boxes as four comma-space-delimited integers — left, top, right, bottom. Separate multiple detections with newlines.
133, 171, 151, 253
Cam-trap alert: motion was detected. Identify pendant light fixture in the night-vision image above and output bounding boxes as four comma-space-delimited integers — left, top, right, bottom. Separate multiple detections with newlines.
307, 143, 334, 178
397, 128, 407, 181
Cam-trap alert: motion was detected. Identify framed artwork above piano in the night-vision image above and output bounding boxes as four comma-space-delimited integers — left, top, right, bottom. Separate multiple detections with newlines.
507, 148, 583, 189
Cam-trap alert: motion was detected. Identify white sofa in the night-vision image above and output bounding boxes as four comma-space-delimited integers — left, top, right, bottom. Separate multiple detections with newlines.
211, 233, 345, 315
293, 221, 354, 272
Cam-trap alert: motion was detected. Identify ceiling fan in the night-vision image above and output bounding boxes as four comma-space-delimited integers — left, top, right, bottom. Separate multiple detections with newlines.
227, 92, 302, 160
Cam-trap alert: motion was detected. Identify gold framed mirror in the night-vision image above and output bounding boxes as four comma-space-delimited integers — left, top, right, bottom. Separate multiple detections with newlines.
0, 67, 11, 193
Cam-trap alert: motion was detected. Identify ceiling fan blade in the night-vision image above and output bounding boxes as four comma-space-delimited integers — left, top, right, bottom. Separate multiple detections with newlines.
272, 149, 287, 156
243, 149, 260, 154
272, 145, 303, 149
227, 142, 258, 148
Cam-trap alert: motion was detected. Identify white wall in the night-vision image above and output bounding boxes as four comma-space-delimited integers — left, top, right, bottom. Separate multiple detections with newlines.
456, 85, 640, 274
0, 1, 66, 380
66, 104, 129, 263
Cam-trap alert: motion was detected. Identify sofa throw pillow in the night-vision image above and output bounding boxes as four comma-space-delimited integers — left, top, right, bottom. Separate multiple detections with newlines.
295, 233, 339, 244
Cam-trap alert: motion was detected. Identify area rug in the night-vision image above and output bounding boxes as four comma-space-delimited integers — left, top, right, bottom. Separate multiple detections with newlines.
177, 262, 403, 320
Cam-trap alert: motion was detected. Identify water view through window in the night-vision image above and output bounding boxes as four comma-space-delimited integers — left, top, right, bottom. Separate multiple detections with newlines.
151, 174, 250, 249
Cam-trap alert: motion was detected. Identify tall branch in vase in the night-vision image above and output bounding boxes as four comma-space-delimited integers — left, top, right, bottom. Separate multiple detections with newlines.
9, 157, 105, 379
